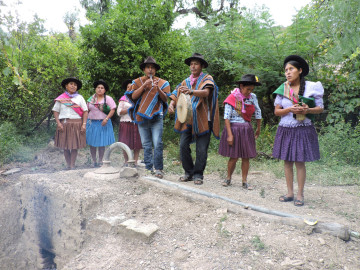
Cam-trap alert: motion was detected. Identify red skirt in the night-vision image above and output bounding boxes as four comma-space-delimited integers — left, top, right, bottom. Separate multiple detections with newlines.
118, 122, 142, 150
54, 119, 86, 150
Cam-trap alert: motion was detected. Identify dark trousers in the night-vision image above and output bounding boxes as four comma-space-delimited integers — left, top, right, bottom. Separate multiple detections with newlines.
180, 129, 211, 180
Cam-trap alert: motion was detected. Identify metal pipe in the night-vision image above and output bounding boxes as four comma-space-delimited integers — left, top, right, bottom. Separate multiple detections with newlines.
144, 176, 302, 219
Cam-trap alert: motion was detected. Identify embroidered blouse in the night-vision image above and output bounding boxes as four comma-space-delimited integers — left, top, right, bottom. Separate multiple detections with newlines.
274, 81, 324, 127
224, 93, 262, 123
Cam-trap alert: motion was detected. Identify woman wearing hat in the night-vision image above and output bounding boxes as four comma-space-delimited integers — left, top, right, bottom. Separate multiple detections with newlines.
117, 79, 142, 166
273, 55, 324, 206
218, 74, 262, 189
86, 79, 116, 167
52, 77, 88, 169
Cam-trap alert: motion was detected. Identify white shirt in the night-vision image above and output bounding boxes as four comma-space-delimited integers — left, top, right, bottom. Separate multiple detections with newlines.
52, 95, 88, 119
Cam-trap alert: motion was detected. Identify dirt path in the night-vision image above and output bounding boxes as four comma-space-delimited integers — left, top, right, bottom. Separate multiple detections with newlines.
1, 147, 359, 269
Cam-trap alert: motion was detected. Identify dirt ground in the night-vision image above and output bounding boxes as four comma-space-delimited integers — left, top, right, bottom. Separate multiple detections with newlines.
1, 145, 359, 270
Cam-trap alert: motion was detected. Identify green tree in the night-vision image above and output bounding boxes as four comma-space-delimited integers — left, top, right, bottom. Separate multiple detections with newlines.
79, 0, 191, 99
189, 6, 286, 124
173, 0, 240, 23
295, 0, 360, 124
64, 9, 80, 41
0, 15, 83, 132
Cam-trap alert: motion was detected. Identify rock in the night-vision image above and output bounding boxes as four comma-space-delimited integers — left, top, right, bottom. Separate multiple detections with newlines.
314, 222, 350, 241
47, 139, 58, 151
318, 237, 326, 245
281, 257, 305, 267
2, 168, 22, 176
119, 219, 158, 240
88, 215, 127, 234
216, 208, 228, 217
350, 231, 360, 239
120, 167, 138, 178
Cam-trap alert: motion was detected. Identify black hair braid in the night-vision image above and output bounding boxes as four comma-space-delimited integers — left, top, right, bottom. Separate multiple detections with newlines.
299, 75, 306, 96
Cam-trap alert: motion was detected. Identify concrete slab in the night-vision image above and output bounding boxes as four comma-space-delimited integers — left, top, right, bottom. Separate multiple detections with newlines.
119, 219, 158, 240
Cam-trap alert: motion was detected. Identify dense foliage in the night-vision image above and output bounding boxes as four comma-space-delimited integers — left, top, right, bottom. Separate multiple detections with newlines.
79, 0, 191, 99
0, 17, 84, 132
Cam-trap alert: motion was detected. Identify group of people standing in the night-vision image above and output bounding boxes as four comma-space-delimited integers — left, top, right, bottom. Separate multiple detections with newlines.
52, 53, 324, 207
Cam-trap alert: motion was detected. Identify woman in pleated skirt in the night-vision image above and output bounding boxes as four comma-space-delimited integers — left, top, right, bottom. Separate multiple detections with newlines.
53, 77, 88, 169
86, 80, 116, 167
273, 55, 324, 206
219, 74, 262, 189
117, 79, 142, 166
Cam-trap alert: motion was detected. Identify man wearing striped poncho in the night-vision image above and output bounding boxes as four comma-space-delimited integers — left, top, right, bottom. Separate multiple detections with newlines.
125, 56, 170, 179
169, 53, 220, 185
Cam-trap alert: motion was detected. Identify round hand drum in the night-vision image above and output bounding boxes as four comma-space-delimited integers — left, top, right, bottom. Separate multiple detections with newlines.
177, 93, 192, 123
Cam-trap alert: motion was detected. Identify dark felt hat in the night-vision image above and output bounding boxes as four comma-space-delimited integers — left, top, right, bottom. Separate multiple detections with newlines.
121, 79, 132, 91
93, 79, 109, 91
235, 74, 262, 86
184, 53, 208, 68
283, 55, 309, 76
140, 56, 161, 71
61, 77, 82, 90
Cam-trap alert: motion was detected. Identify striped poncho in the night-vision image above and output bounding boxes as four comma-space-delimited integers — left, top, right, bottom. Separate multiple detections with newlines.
126, 76, 170, 123
170, 73, 220, 139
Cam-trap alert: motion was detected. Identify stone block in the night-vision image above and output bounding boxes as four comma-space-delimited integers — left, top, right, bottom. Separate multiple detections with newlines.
119, 219, 158, 240
88, 215, 127, 234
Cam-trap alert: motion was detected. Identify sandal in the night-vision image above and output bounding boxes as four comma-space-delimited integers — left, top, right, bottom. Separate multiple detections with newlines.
242, 182, 253, 190
179, 175, 193, 182
279, 195, 294, 202
222, 179, 231, 187
294, 199, 304, 207
194, 178, 203, 185
155, 170, 164, 179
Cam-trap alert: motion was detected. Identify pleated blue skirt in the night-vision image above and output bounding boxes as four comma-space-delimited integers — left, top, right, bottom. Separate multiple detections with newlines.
86, 119, 115, 147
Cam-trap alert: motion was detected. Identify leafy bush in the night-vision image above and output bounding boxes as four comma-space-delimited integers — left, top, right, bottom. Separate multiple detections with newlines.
318, 121, 360, 166
0, 122, 25, 164
255, 124, 277, 157
0, 17, 84, 133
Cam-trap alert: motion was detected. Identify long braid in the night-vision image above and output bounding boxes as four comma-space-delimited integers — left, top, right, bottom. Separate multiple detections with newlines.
299, 75, 306, 96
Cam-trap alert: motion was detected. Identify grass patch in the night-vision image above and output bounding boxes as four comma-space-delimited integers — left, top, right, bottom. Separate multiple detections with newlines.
251, 235, 266, 251
217, 215, 231, 238
0, 122, 54, 165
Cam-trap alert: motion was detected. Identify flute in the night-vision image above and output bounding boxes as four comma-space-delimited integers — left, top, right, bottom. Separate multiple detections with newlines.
149, 74, 154, 86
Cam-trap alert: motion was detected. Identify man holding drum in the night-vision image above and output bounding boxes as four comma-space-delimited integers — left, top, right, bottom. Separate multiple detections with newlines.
169, 53, 220, 185
126, 56, 170, 178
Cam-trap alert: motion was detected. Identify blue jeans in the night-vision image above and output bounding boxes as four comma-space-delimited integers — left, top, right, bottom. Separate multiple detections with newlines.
138, 115, 164, 171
